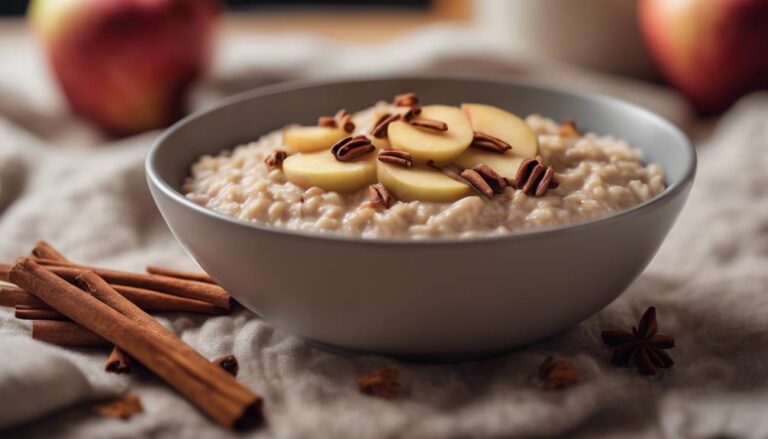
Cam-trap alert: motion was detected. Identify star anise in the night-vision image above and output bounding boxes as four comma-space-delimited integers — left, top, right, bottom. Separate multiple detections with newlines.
601, 306, 675, 375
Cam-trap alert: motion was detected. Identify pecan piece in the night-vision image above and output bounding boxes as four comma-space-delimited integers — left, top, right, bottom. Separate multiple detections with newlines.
317, 109, 355, 132
370, 113, 401, 138
393, 92, 419, 107
365, 183, 396, 210
264, 150, 287, 169
461, 169, 494, 199
471, 131, 512, 153
538, 356, 580, 390
403, 105, 422, 121
601, 306, 675, 375
409, 118, 448, 131
473, 164, 508, 194
558, 119, 581, 137
357, 367, 401, 398
317, 116, 336, 127
515, 158, 557, 196
378, 149, 413, 168
334, 109, 355, 133
331, 136, 375, 162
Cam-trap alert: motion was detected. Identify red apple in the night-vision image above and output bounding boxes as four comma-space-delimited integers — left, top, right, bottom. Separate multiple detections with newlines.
639, 0, 768, 114
29, 0, 219, 136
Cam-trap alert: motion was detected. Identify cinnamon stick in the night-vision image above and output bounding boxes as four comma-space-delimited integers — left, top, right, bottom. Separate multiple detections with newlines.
111, 285, 224, 314
10, 259, 262, 430
3, 285, 223, 315
25, 260, 230, 310
30, 240, 69, 262
15, 305, 66, 321
147, 266, 215, 284
0, 287, 45, 307
32, 320, 110, 347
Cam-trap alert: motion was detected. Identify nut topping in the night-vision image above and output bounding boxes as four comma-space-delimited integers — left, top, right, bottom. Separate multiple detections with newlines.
408, 118, 448, 132
317, 109, 355, 132
264, 150, 287, 169
378, 149, 413, 168
558, 119, 580, 137
473, 164, 508, 194
317, 116, 336, 127
515, 158, 558, 197
471, 131, 512, 153
403, 105, 422, 121
370, 113, 401, 138
365, 183, 397, 210
334, 109, 355, 133
331, 136, 375, 162
460, 169, 495, 199
393, 92, 419, 107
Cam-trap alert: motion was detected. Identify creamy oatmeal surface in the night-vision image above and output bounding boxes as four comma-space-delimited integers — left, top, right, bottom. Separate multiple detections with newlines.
183, 104, 665, 239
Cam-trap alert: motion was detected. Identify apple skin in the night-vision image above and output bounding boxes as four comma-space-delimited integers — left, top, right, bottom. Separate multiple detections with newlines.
29, 0, 219, 136
639, 0, 768, 114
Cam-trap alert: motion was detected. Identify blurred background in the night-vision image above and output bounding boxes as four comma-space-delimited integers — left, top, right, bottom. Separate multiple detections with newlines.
0, 0, 766, 145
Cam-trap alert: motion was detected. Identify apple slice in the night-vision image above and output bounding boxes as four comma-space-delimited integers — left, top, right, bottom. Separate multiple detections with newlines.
283, 125, 349, 153
283, 150, 376, 192
377, 161, 471, 202
453, 149, 525, 181
461, 103, 538, 158
388, 105, 473, 165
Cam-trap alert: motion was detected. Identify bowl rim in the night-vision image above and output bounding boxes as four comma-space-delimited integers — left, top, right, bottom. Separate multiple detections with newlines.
146, 73, 697, 246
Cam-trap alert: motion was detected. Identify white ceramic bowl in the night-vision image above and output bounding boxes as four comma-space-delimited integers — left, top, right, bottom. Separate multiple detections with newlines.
146, 76, 695, 358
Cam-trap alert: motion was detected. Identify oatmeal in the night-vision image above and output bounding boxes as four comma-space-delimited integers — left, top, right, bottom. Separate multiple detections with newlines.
183, 96, 665, 239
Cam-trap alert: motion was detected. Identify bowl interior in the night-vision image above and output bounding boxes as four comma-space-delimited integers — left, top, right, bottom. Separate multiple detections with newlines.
149, 75, 694, 225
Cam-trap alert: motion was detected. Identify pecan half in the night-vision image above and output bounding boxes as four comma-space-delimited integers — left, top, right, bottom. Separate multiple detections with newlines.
265, 150, 287, 169
471, 131, 512, 153
515, 158, 557, 196
409, 118, 448, 131
378, 149, 413, 168
370, 113, 401, 138
357, 367, 401, 398
461, 169, 494, 199
473, 164, 508, 194
366, 183, 396, 210
559, 119, 581, 137
538, 356, 580, 390
393, 92, 419, 107
331, 136, 375, 162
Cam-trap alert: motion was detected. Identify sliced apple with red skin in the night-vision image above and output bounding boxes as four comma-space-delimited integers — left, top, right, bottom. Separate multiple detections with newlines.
283, 150, 376, 192
377, 161, 471, 202
461, 103, 538, 158
283, 125, 348, 153
388, 105, 473, 165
